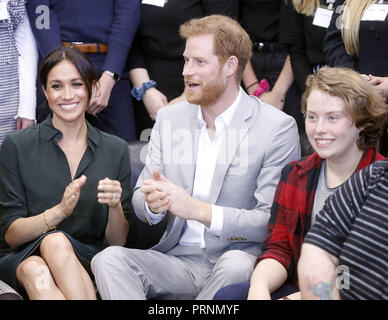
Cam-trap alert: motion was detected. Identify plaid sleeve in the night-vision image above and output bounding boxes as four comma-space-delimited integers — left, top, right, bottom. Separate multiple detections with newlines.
257, 164, 297, 273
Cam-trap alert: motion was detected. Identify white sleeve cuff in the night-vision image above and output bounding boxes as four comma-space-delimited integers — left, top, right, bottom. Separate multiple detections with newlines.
144, 202, 166, 225
209, 205, 223, 236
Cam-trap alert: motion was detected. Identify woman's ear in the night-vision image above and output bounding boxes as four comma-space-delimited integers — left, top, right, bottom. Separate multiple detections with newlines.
42, 85, 49, 101
92, 80, 99, 98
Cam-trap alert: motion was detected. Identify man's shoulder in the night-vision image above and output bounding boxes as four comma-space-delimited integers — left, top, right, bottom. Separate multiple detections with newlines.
243, 95, 297, 131
254, 96, 295, 122
158, 100, 198, 118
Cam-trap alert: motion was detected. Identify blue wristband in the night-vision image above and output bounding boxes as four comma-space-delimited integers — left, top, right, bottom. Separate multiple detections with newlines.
131, 80, 157, 101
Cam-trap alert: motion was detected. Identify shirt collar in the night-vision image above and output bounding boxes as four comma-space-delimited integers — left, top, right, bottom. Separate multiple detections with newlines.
40, 114, 100, 151
197, 87, 242, 129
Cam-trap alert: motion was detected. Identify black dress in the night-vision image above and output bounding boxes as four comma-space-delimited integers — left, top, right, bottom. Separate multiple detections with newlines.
280, 0, 328, 92
0, 116, 132, 294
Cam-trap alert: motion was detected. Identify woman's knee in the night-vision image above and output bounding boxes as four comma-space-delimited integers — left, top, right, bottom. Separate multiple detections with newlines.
40, 232, 74, 262
16, 256, 51, 287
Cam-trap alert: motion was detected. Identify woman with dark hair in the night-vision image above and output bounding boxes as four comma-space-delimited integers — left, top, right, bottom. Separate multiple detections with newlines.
0, 48, 132, 300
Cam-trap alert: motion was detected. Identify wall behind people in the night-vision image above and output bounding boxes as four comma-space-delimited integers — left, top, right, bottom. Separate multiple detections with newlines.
26, 0, 140, 142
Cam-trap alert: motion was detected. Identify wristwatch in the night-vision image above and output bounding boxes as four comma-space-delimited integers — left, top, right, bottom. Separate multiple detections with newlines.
104, 70, 120, 82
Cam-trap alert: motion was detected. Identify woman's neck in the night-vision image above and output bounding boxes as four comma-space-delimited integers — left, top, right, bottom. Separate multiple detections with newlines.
52, 115, 88, 143
325, 148, 363, 188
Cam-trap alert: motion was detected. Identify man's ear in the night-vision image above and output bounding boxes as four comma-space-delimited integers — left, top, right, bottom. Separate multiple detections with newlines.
223, 55, 238, 78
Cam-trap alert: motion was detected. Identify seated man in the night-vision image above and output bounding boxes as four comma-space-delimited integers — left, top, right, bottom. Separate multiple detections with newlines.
214, 66, 387, 300
298, 159, 388, 300
91, 14, 300, 300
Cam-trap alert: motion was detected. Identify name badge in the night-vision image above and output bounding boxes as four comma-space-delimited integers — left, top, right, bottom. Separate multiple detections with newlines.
142, 0, 167, 7
0, 1, 10, 21
361, 4, 388, 21
312, 7, 333, 28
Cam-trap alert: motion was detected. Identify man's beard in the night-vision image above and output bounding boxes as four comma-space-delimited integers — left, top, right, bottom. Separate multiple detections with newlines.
185, 73, 226, 107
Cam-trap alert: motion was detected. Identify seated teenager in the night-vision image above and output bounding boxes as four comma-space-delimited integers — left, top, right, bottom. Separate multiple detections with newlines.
214, 66, 387, 300
0, 48, 132, 300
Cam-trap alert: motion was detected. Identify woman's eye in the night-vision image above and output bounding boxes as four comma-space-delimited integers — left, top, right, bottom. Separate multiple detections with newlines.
73, 82, 84, 87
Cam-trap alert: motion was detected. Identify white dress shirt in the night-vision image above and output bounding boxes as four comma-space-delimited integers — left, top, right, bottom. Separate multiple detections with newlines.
14, 9, 39, 121
146, 88, 242, 248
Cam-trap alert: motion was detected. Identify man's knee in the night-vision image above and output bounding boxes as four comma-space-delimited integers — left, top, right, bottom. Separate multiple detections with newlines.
91, 246, 127, 276
214, 250, 256, 282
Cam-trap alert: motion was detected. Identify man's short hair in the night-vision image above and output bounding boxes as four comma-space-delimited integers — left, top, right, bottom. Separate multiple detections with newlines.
302, 66, 388, 151
179, 15, 252, 84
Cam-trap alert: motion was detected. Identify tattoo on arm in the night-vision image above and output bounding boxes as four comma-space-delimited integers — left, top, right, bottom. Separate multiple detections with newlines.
309, 279, 336, 300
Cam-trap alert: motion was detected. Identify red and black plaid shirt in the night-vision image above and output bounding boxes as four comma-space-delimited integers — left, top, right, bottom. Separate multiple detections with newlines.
256, 149, 385, 287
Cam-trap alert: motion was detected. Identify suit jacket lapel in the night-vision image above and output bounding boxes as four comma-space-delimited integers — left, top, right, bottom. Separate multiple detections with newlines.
208, 92, 253, 204
178, 104, 201, 196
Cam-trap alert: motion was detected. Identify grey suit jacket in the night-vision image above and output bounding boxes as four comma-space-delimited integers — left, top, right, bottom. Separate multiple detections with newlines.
132, 90, 301, 262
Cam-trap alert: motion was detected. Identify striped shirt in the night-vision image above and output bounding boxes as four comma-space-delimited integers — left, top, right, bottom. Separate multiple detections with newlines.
304, 160, 388, 300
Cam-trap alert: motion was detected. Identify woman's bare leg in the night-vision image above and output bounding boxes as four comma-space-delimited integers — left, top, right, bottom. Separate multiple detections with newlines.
39, 232, 96, 300
16, 255, 65, 300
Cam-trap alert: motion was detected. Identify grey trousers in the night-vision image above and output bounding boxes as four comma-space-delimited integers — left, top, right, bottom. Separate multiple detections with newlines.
0, 280, 22, 300
91, 246, 256, 300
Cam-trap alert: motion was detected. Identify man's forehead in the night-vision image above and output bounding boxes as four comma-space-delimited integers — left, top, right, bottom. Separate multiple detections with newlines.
184, 34, 215, 54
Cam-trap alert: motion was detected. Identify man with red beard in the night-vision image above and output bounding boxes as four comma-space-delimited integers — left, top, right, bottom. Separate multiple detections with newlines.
91, 15, 301, 300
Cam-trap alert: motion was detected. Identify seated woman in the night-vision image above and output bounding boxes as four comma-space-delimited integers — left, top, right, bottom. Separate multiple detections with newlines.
0, 48, 132, 300
214, 66, 387, 300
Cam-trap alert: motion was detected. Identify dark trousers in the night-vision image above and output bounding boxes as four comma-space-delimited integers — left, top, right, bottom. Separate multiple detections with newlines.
87, 73, 136, 142
213, 280, 298, 300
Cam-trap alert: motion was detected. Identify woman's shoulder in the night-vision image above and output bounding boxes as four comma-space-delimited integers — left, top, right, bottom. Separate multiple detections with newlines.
2, 125, 40, 148
95, 129, 129, 153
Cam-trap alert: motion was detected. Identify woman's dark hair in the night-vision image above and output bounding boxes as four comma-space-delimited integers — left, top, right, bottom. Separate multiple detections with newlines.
40, 47, 98, 104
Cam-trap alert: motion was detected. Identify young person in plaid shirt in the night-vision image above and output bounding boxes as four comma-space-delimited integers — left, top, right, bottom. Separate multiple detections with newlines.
214, 66, 387, 300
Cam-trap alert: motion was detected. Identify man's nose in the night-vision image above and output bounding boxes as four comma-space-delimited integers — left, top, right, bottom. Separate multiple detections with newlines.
182, 60, 194, 77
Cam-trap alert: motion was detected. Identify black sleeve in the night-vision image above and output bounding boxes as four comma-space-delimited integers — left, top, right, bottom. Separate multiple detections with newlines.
323, 0, 358, 70
280, 1, 312, 92
0, 136, 27, 245
126, 32, 146, 71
